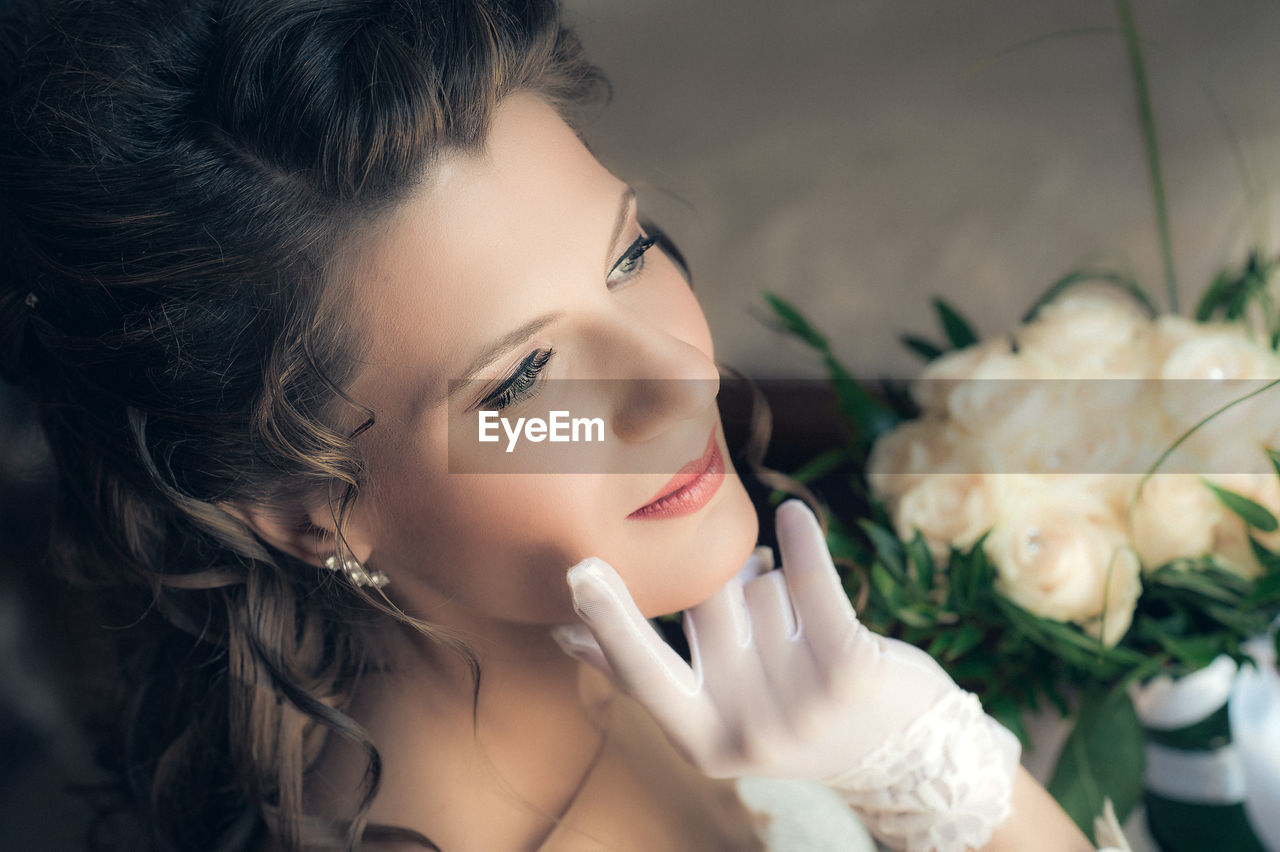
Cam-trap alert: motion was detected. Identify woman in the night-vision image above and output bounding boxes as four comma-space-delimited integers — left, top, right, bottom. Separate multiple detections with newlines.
0, 0, 1129, 849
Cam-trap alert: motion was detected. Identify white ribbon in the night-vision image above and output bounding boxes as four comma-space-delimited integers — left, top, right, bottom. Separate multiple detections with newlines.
1129, 619, 1280, 850
1142, 742, 1247, 803
1229, 630, 1280, 851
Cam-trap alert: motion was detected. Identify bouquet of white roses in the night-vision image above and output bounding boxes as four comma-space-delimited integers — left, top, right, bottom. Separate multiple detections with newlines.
764, 268, 1280, 850
869, 284, 1280, 648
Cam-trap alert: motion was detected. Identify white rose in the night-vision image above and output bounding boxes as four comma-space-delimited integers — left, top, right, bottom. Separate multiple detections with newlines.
910, 335, 1015, 415
1128, 474, 1222, 570
1149, 314, 1203, 362
1210, 517, 1266, 580
938, 343, 1047, 433
1196, 436, 1278, 478
984, 475, 1141, 646
1015, 286, 1152, 378
980, 378, 1164, 476
866, 418, 967, 501
892, 473, 992, 563
1078, 546, 1144, 647
1159, 328, 1280, 446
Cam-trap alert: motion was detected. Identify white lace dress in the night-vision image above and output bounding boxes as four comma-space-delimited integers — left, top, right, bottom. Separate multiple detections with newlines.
737, 774, 1132, 851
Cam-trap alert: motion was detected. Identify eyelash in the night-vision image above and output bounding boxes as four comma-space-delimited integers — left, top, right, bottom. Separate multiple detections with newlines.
481, 232, 662, 412
482, 348, 553, 411
607, 231, 660, 288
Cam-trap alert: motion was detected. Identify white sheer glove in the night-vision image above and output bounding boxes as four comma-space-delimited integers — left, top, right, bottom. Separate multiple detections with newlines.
551, 500, 1021, 852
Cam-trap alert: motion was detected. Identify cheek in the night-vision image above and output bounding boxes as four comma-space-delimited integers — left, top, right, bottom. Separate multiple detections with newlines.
367, 463, 760, 624
367, 457, 616, 621
596, 477, 761, 618
645, 254, 715, 362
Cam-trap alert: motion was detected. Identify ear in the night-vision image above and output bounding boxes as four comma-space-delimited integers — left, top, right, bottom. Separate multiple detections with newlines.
219, 499, 374, 569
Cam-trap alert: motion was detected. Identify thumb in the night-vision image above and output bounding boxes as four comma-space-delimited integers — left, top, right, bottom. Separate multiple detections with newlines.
562, 557, 722, 768
549, 622, 613, 678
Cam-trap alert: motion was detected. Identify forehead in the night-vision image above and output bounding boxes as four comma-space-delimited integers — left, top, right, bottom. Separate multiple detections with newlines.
344, 93, 622, 424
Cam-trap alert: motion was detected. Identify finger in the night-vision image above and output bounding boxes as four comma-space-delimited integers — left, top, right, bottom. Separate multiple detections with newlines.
566, 557, 722, 758
567, 557, 695, 695
744, 570, 799, 643
774, 500, 860, 665
742, 545, 774, 578
683, 547, 770, 663
549, 622, 613, 678
743, 571, 822, 728
684, 551, 798, 768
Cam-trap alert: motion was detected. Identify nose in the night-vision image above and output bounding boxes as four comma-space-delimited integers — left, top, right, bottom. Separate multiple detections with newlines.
587, 317, 720, 445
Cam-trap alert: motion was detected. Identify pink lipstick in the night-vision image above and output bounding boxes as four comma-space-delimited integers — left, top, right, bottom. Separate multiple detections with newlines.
627, 427, 724, 520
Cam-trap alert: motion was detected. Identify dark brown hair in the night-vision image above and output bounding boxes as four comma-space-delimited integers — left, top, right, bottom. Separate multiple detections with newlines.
0, 0, 603, 848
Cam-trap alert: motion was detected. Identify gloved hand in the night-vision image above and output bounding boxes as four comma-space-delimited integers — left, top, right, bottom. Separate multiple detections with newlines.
551, 499, 1021, 852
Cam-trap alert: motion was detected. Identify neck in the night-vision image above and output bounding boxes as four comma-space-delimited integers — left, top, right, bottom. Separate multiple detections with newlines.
383, 611, 583, 702
310, 614, 608, 848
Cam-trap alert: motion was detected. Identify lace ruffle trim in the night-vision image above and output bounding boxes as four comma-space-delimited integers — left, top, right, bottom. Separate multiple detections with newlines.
824, 690, 1020, 852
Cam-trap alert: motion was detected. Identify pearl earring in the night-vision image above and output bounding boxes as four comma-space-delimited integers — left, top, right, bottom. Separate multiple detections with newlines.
324, 555, 390, 589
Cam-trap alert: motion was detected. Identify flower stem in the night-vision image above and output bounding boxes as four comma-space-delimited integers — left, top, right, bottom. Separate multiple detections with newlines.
1116, 0, 1178, 312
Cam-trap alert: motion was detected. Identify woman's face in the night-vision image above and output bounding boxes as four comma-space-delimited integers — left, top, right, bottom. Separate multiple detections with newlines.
341, 94, 758, 632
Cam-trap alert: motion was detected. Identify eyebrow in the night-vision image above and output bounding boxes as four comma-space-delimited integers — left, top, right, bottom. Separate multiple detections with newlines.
446, 185, 636, 403
449, 311, 565, 400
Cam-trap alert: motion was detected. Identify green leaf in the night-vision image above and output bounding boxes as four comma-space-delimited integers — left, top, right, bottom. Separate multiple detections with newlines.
830, 376, 901, 447
1204, 480, 1279, 531
790, 447, 855, 485
858, 520, 907, 582
762, 291, 899, 444
900, 334, 945, 362
1151, 632, 1226, 670
1242, 571, 1280, 607
762, 290, 830, 352
932, 297, 979, 349
943, 622, 985, 661
825, 529, 863, 565
1195, 267, 1237, 322
993, 596, 1146, 677
1202, 603, 1270, 637
947, 549, 975, 611
1248, 535, 1280, 575
1196, 253, 1280, 329
1046, 684, 1145, 841
869, 561, 899, 606
768, 447, 856, 505
1266, 447, 1280, 481
1021, 269, 1158, 324
904, 530, 936, 590
1147, 562, 1251, 604
894, 606, 934, 629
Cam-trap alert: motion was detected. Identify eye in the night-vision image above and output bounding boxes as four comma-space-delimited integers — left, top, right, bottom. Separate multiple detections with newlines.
479, 348, 553, 411
607, 232, 660, 289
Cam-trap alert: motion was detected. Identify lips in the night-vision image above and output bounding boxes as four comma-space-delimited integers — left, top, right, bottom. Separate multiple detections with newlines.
627, 427, 724, 519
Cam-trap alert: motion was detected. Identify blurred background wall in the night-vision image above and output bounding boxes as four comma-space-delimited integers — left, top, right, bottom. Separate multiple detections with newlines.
563, 0, 1280, 380
3, 1, 1280, 848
